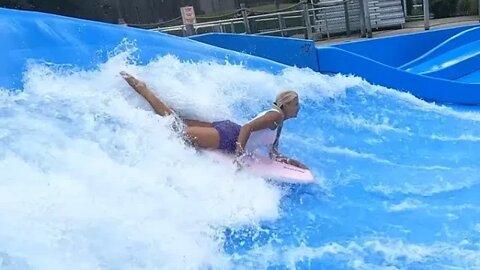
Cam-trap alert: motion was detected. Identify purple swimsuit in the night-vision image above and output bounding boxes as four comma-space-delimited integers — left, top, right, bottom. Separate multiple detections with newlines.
212, 120, 241, 153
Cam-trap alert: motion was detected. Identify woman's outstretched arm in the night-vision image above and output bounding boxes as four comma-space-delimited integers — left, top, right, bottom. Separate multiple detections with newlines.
269, 127, 309, 169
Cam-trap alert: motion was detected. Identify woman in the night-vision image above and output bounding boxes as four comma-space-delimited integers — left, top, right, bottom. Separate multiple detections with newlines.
120, 71, 307, 169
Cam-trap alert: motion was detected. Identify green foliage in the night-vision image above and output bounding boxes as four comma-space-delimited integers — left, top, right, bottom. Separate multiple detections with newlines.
0, 0, 29, 9
456, 0, 478, 15
406, 0, 414, 15
430, 0, 459, 18
28, 0, 78, 16
0, 0, 78, 16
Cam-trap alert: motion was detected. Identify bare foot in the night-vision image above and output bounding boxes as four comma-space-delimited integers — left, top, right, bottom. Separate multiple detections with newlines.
120, 71, 146, 91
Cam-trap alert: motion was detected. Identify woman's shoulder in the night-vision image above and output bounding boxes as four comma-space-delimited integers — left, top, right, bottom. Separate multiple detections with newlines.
262, 110, 284, 127
257, 108, 283, 119
265, 109, 284, 119
247, 109, 283, 124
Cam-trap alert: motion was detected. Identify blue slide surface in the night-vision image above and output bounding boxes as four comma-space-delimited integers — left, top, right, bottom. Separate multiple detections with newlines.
400, 26, 480, 81
318, 25, 480, 104
0, 8, 286, 89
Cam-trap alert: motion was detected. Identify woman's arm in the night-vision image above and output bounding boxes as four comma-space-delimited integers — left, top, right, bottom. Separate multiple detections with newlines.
269, 125, 283, 159
235, 111, 283, 157
269, 126, 309, 169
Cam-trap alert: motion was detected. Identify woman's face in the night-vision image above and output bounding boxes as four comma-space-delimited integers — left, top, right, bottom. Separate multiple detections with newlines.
284, 97, 300, 119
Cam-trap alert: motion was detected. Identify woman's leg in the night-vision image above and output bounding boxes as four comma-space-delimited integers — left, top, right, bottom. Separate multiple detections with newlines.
121, 72, 213, 127
186, 126, 220, 149
120, 71, 174, 116
121, 72, 220, 149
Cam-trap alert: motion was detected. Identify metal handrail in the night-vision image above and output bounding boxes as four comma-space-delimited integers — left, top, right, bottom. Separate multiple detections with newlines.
151, 0, 381, 40
245, 2, 304, 15
157, 13, 311, 38
245, 9, 304, 20
153, 17, 245, 32
196, 10, 242, 21
258, 26, 307, 35
311, 0, 353, 8
128, 16, 182, 29
153, 8, 309, 32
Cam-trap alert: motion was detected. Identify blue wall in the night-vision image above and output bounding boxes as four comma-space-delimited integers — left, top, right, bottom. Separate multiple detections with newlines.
331, 24, 478, 67
317, 46, 480, 105
191, 33, 320, 71
0, 8, 287, 89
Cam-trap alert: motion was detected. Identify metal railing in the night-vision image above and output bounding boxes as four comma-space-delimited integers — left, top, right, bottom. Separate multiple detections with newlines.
146, 1, 343, 40
129, 0, 403, 40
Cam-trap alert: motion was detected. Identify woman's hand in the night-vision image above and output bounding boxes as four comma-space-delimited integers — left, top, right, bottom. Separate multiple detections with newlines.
233, 152, 249, 171
275, 155, 309, 170
233, 157, 243, 171
287, 158, 309, 170
233, 141, 245, 170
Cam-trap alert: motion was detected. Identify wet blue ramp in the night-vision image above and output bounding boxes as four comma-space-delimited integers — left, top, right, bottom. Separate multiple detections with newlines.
400, 26, 480, 80
319, 25, 480, 105
0, 8, 286, 89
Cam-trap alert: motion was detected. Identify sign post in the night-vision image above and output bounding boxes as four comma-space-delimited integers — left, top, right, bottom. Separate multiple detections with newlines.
180, 6, 196, 36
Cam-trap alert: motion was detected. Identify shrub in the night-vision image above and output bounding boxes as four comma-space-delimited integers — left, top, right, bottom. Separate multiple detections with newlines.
430, 0, 459, 18
456, 0, 478, 15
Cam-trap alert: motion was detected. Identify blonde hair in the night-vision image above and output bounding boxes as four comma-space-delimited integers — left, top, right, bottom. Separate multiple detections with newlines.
275, 90, 298, 108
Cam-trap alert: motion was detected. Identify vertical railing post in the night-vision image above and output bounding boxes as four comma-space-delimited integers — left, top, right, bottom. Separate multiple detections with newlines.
240, 3, 251, 34
115, 0, 126, 25
423, 0, 430, 30
363, 0, 373, 38
478, 0, 480, 22
343, 0, 351, 36
324, 9, 330, 39
274, 0, 280, 9
359, 0, 366, 37
278, 14, 286, 37
302, 0, 313, 39
184, 24, 195, 36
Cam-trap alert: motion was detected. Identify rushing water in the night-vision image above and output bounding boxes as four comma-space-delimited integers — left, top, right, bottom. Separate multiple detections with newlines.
1, 51, 480, 270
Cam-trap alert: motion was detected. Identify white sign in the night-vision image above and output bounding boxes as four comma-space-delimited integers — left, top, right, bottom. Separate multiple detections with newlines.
180, 6, 196, 25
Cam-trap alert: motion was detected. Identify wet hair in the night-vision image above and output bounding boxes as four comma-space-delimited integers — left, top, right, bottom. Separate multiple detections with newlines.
274, 90, 298, 108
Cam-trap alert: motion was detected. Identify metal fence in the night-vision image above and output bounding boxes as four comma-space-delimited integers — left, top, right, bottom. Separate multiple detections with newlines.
143, 1, 313, 38
129, 0, 406, 40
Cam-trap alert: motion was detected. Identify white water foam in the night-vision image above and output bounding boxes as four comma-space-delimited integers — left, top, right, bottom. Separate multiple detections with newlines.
385, 198, 426, 212
0, 50, 360, 270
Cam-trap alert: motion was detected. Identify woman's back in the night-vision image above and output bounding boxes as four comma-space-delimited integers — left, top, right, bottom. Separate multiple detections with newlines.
245, 107, 283, 154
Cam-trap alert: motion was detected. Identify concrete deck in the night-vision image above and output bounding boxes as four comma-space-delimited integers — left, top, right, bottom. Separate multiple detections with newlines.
315, 16, 480, 46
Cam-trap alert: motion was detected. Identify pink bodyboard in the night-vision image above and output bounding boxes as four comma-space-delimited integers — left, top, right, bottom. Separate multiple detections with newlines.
206, 151, 314, 184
